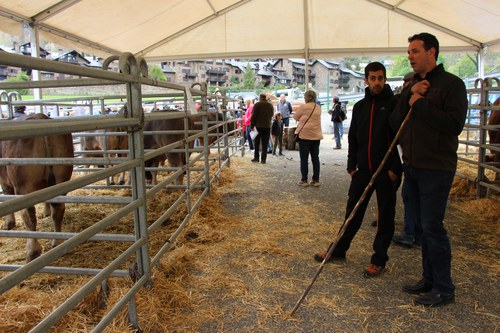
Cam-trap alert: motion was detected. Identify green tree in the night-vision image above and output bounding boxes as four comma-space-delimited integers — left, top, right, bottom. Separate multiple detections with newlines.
230, 75, 240, 85
148, 65, 166, 81
241, 64, 256, 89
5, 71, 30, 95
389, 55, 413, 76
447, 54, 477, 78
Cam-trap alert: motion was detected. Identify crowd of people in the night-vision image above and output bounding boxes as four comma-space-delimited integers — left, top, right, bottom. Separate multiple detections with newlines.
243, 32, 469, 308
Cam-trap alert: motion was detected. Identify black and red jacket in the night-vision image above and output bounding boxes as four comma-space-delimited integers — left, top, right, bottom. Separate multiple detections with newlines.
347, 84, 401, 176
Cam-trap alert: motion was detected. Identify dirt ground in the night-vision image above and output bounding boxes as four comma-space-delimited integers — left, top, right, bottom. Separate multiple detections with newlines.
181, 134, 499, 333
1, 134, 499, 332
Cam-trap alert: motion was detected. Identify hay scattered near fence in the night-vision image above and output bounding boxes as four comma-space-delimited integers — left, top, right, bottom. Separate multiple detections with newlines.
450, 177, 477, 199
0, 154, 240, 331
2, 154, 499, 332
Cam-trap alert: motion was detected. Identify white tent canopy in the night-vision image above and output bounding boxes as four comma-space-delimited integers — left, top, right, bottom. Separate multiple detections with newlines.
0, 0, 499, 62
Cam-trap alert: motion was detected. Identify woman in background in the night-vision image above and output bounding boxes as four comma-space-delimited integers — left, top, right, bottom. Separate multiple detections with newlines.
293, 90, 323, 186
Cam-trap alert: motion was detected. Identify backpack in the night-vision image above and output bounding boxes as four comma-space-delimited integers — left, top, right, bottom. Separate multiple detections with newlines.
339, 103, 347, 121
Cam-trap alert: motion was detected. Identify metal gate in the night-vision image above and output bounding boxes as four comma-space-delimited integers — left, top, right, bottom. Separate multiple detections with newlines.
0, 51, 243, 332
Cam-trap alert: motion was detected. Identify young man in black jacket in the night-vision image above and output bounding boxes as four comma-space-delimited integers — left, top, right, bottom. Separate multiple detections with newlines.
315, 62, 401, 278
390, 33, 467, 307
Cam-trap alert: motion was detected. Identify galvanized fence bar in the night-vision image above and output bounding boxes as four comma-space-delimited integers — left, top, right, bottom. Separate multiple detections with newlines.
457, 78, 500, 197
0, 199, 143, 293
0, 51, 243, 332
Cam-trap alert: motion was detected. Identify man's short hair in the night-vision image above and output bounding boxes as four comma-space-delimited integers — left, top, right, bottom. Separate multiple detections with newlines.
14, 105, 26, 113
333, 96, 340, 103
364, 62, 386, 79
408, 32, 439, 60
259, 93, 267, 101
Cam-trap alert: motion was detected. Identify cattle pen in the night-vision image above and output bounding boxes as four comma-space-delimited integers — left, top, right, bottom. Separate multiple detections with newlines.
0, 50, 499, 332
0, 51, 243, 332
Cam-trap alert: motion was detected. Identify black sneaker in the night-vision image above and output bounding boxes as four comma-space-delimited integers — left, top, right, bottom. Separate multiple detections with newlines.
313, 252, 346, 263
415, 292, 455, 307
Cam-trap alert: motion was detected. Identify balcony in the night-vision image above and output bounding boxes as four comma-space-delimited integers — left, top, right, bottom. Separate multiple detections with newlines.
206, 69, 224, 75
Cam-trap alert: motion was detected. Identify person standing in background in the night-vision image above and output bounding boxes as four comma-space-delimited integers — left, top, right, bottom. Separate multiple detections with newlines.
329, 96, 345, 149
277, 94, 293, 128
243, 99, 255, 150
293, 90, 323, 186
271, 112, 284, 156
250, 94, 274, 164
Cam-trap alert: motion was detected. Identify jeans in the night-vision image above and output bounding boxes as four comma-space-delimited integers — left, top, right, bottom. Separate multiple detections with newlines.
401, 177, 421, 241
245, 126, 254, 150
403, 165, 455, 296
272, 135, 283, 155
333, 121, 342, 147
283, 117, 290, 127
298, 139, 320, 182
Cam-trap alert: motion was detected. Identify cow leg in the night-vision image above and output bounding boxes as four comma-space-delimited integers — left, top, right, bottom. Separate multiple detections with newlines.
1, 184, 16, 229
175, 172, 185, 185
2, 214, 16, 230
22, 206, 42, 262
50, 202, 66, 248
146, 156, 162, 186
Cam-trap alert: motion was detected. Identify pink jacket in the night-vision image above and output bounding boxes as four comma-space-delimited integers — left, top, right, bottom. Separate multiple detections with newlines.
243, 105, 253, 127
293, 102, 323, 140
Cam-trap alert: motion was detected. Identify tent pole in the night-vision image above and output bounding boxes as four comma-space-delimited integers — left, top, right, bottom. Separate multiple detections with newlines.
303, 0, 310, 90
26, 22, 43, 112
477, 47, 485, 79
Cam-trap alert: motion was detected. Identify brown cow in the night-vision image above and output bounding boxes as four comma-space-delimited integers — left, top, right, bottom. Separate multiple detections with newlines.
81, 129, 129, 185
143, 110, 232, 185
0, 113, 74, 262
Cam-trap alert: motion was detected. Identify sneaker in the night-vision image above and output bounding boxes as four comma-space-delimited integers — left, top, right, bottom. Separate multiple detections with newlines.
297, 180, 309, 186
251, 158, 259, 163
363, 263, 384, 278
309, 181, 320, 187
313, 252, 346, 263
279, 153, 285, 156
392, 234, 414, 248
